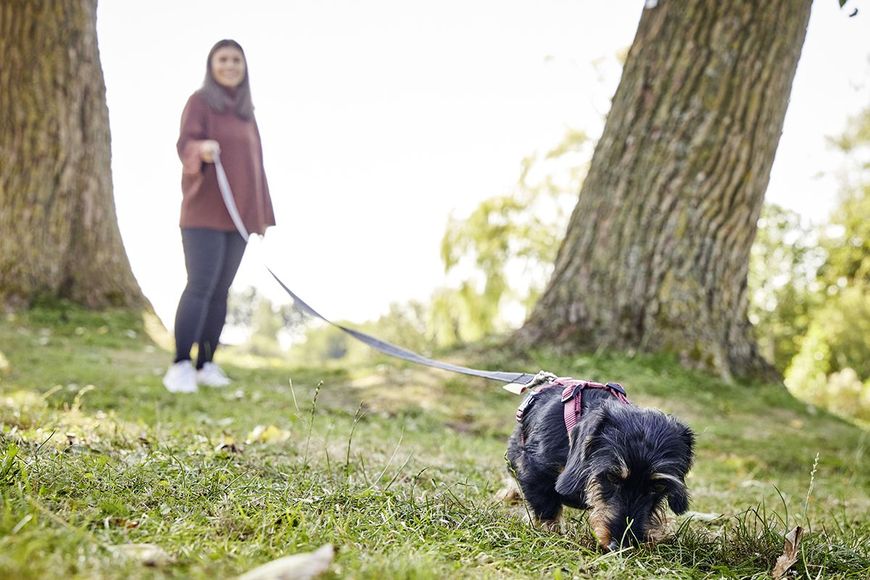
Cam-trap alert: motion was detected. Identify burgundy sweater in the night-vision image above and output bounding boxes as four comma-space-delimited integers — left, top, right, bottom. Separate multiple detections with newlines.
177, 91, 276, 235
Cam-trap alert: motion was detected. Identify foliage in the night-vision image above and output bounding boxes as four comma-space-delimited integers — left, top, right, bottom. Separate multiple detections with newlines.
817, 186, 870, 295
820, 104, 870, 293
776, 106, 870, 425
436, 129, 592, 344
785, 285, 870, 424
828, 105, 870, 158
227, 287, 307, 356
285, 324, 353, 366
1, 308, 868, 578
749, 204, 825, 370
286, 301, 438, 367
370, 300, 438, 354
246, 297, 285, 357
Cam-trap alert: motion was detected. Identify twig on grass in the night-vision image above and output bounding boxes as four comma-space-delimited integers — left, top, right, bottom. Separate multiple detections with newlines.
302, 382, 322, 469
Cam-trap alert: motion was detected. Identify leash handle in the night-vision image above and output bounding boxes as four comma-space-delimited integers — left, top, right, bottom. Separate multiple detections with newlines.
210, 152, 539, 388
214, 154, 250, 242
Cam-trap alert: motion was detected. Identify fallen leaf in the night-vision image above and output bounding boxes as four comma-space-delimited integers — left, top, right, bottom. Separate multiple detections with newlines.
113, 543, 173, 567
216, 440, 244, 454
772, 526, 803, 579
246, 425, 291, 445
237, 544, 334, 580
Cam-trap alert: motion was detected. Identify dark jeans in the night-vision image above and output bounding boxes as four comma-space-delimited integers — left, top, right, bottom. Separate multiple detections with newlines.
173, 228, 247, 368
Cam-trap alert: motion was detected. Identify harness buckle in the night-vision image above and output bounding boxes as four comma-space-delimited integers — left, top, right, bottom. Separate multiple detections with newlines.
515, 392, 539, 423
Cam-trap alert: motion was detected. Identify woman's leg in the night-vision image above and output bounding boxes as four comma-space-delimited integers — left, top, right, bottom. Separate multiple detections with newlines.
173, 228, 227, 363
195, 231, 247, 368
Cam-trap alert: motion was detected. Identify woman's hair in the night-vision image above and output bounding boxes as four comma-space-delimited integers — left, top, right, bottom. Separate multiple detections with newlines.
198, 39, 254, 120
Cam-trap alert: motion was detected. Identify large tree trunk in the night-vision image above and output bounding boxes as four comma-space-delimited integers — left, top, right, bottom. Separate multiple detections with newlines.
0, 0, 146, 309
514, 0, 812, 380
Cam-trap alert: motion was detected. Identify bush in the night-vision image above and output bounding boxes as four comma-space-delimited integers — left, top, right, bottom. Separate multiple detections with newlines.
785, 285, 870, 424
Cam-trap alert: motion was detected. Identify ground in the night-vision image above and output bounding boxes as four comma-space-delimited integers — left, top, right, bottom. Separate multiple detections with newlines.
0, 307, 868, 578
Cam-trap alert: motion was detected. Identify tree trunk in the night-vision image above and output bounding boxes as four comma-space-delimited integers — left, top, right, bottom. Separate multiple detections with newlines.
514, 0, 812, 381
0, 0, 146, 310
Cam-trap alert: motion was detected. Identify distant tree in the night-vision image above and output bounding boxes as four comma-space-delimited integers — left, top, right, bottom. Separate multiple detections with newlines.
817, 188, 870, 293
514, 1, 813, 380
785, 107, 870, 425
227, 286, 308, 356
247, 298, 284, 357
226, 287, 260, 328
437, 129, 590, 344
749, 205, 824, 371
0, 0, 145, 309
819, 107, 870, 294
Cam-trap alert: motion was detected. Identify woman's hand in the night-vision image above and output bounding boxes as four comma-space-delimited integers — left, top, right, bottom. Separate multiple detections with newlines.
200, 140, 221, 162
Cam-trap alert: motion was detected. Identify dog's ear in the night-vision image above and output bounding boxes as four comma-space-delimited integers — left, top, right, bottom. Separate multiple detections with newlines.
667, 482, 690, 514
680, 424, 695, 465
667, 424, 695, 514
554, 407, 607, 498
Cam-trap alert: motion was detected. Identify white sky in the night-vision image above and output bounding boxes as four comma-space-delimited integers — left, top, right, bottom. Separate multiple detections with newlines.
96, 0, 869, 328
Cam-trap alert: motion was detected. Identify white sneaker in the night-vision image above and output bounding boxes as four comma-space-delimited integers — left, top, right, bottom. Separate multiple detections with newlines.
196, 362, 232, 387
163, 360, 198, 393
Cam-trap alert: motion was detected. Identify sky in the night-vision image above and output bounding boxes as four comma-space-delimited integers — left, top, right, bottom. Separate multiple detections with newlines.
96, 0, 870, 329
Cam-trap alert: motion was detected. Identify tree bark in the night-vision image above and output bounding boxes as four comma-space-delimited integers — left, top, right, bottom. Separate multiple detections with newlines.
0, 0, 146, 309
514, 0, 812, 381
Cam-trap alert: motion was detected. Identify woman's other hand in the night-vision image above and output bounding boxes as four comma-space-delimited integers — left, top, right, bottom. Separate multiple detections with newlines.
200, 140, 221, 162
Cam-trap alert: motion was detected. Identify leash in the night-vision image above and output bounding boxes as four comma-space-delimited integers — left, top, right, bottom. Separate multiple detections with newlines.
212, 153, 542, 392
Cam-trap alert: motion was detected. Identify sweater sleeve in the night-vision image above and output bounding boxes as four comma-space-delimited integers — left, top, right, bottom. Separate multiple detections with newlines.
177, 93, 208, 175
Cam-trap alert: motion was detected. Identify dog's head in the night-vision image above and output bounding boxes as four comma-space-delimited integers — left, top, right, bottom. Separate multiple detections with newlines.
554, 401, 694, 550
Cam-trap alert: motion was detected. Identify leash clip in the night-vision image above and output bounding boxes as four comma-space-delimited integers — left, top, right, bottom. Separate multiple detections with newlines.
502, 370, 557, 395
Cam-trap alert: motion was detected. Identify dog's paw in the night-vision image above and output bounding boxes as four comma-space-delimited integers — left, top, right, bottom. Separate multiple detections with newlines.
494, 478, 523, 504
539, 518, 563, 534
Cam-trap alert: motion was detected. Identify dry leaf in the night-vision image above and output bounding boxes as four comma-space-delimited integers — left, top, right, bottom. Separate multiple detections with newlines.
245, 425, 291, 445
216, 439, 244, 454
237, 544, 334, 580
772, 526, 803, 579
113, 543, 173, 567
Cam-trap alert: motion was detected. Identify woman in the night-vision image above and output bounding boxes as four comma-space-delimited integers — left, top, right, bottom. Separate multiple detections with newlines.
163, 39, 275, 393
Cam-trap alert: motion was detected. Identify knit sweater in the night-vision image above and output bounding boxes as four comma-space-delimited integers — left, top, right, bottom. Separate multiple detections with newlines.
176, 90, 276, 235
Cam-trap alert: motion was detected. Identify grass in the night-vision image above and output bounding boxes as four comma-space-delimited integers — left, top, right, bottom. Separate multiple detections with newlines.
0, 305, 868, 578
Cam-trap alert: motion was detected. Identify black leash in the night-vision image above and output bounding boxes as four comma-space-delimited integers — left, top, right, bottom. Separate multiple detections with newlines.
213, 154, 540, 392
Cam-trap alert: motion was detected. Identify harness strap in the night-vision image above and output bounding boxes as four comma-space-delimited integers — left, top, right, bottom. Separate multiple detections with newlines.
516, 378, 631, 446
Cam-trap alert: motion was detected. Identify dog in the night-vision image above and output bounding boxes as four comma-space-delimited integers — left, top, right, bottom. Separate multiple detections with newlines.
505, 377, 694, 550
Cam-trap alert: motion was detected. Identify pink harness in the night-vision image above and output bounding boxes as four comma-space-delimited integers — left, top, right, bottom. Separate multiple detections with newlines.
515, 377, 631, 444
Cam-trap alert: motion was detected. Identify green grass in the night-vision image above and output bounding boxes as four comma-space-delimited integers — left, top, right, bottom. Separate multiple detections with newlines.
0, 306, 868, 578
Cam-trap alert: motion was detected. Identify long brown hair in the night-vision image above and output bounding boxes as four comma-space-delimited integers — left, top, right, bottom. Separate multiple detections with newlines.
198, 39, 254, 120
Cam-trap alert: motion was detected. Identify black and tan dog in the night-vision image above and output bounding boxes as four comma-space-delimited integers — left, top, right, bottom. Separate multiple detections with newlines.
505, 376, 694, 550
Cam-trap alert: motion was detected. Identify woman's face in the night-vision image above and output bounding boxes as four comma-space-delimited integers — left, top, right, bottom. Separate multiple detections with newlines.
211, 46, 246, 88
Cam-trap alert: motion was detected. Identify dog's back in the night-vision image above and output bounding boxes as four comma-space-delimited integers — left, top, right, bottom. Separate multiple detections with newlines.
507, 386, 618, 515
